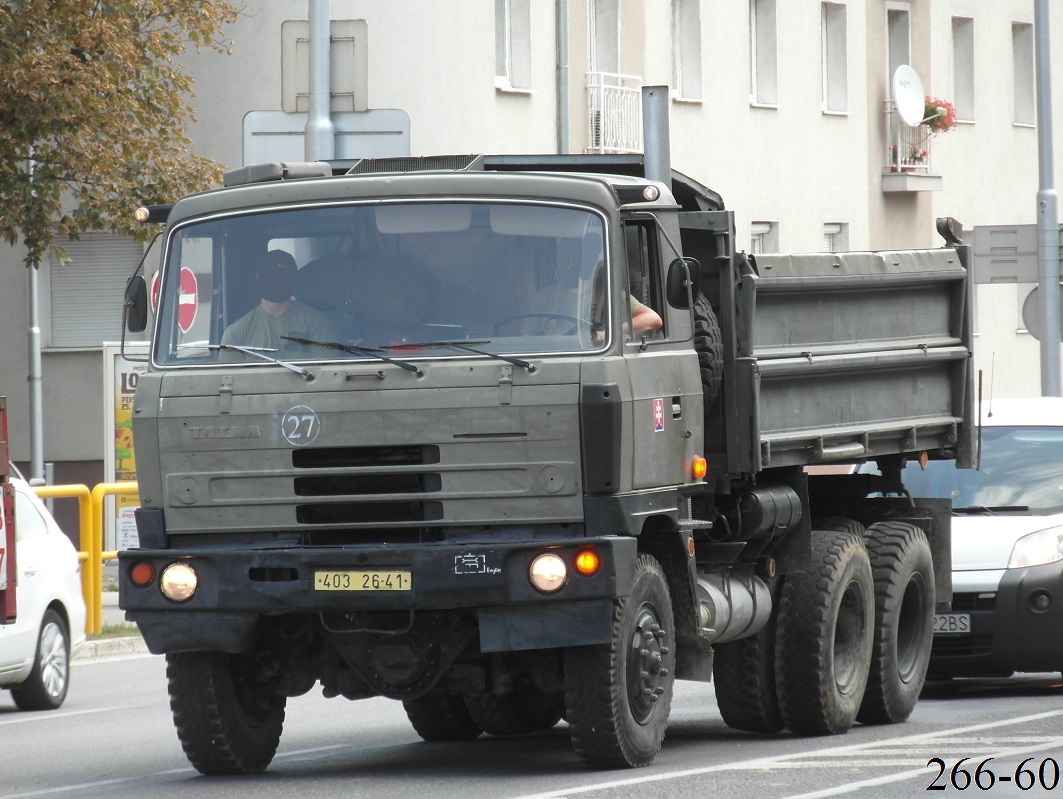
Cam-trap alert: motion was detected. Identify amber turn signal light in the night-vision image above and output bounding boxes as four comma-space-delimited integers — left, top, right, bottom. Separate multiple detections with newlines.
574, 549, 601, 576
130, 561, 157, 587
691, 456, 708, 480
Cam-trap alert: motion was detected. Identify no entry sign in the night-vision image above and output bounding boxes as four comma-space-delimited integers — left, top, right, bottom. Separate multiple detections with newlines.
150, 268, 198, 333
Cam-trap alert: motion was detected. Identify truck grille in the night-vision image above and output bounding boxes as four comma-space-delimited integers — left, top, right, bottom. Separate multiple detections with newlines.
293, 445, 439, 468
292, 445, 443, 529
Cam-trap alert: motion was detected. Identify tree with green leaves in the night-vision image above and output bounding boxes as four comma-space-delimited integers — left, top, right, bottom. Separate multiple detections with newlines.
0, 0, 239, 268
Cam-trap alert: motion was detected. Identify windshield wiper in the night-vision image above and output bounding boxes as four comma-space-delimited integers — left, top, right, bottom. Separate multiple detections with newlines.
281, 336, 422, 375
953, 505, 1030, 515
182, 343, 312, 379
384, 340, 534, 371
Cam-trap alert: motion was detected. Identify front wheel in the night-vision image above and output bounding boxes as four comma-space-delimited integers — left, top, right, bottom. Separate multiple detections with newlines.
11, 609, 70, 710
564, 553, 675, 768
166, 651, 286, 775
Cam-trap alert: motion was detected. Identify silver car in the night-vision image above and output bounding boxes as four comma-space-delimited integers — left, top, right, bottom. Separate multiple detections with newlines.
870, 398, 1063, 679
1, 477, 86, 709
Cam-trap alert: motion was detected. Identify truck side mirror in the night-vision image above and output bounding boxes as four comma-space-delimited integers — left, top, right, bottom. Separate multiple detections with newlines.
666, 257, 701, 309
125, 275, 148, 333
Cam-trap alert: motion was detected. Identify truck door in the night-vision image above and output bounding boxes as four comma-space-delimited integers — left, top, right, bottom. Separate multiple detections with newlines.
621, 219, 702, 490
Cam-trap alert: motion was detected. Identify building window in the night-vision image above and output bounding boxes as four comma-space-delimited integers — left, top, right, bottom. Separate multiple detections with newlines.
749, 0, 777, 106
673, 0, 703, 100
750, 221, 778, 254
821, 3, 847, 113
823, 223, 849, 253
281, 19, 368, 113
952, 17, 974, 121
887, 3, 911, 88
590, 0, 620, 74
496, 0, 532, 91
48, 233, 145, 349
1013, 22, 1035, 126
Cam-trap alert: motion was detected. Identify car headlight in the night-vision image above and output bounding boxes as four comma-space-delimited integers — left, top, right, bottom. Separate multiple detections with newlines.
1008, 526, 1063, 569
159, 562, 198, 602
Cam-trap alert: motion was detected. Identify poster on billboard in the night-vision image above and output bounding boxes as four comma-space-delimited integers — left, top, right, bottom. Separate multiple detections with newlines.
103, 342, 148, 551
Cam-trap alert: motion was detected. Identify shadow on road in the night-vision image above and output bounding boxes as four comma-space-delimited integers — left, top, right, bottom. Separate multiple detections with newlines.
921, 672, 1063, 700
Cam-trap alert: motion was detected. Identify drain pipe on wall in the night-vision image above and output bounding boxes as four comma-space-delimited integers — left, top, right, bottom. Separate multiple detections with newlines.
556, 0, 570, 154
304, 0, 335, 161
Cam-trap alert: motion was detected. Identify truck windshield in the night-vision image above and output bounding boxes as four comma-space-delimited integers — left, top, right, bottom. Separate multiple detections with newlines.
152, 201, 610, 367
858, 426, 1063, 515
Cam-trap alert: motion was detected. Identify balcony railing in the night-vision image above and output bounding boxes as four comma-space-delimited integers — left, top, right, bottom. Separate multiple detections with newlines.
884, 100, 933, 173
586, 72, 642, 154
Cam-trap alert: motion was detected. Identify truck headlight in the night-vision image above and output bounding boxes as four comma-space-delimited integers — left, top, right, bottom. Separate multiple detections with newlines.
529, 553, 567, 593
159, 562, 198, 602
1008, 526, 1063, 569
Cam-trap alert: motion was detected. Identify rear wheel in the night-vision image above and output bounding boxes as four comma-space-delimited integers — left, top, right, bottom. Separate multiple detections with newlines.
167, 651, 286, 775
11, 609, 70, 711
403, 690, 483, 742
857, 522, 935, 724
775, 528, 874, 735
564, 553, 675, 768
464, 680, 560, 736
712, 603, 783, 734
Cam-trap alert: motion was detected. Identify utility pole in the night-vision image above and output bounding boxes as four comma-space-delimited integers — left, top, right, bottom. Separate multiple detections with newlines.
1035, 0, 1062, 396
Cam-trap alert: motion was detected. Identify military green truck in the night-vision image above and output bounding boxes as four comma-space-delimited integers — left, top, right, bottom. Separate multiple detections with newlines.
120, 141, 975, 775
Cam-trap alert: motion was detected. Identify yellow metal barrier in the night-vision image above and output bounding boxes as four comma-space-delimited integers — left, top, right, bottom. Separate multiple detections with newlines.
34, 481, 139, 634
33, 485, 94, 633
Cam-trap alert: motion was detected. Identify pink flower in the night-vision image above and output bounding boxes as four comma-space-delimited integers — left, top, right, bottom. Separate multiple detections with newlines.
924, 97, 958, 134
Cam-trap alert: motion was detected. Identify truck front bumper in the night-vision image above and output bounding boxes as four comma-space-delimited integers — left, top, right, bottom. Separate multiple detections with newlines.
118, 536, 636, 654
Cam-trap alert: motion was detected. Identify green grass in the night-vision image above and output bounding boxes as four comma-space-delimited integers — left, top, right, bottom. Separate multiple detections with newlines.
88, 623, 141, 640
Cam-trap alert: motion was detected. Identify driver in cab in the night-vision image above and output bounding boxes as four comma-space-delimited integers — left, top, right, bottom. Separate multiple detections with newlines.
221, 250, 333, 357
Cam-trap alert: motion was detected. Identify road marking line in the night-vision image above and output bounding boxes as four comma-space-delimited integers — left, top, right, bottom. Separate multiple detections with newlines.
505, 710, 1063, 799
0, 706, 135, 727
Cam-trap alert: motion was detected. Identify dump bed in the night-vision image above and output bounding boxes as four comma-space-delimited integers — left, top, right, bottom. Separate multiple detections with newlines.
720, 247, 975, 475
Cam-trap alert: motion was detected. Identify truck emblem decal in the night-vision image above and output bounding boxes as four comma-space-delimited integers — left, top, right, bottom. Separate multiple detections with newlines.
454, 553, 501, 575
282, 405, 321, 446
653, 398, 665, 432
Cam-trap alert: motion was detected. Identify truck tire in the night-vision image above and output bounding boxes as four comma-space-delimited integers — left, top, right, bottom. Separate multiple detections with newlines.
711, 606, 783, 734
775, 528, 874, 735
693, 294, 723, 410
857, 522, 935, 725
564, 553, 675, 768
403, 691, 483, 742
464, 681, 560, 736
166, 651, 286, 775
11, 609, 70, 711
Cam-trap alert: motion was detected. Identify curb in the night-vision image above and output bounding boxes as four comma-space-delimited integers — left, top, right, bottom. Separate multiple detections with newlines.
75, 635, 151, 660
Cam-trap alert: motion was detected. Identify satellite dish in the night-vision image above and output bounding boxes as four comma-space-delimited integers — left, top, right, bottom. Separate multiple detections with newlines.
892, 65, 925, 126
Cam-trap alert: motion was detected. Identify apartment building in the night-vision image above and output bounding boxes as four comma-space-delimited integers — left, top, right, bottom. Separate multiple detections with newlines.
0, 0, 1057, 492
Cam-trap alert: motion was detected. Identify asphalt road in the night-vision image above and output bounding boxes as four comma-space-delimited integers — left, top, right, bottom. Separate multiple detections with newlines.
2, 651, 1061, 799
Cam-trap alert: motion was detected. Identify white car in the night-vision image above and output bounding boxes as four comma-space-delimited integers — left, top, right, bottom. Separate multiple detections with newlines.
864, 398, 1063, 679
1, 477, 86, 709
